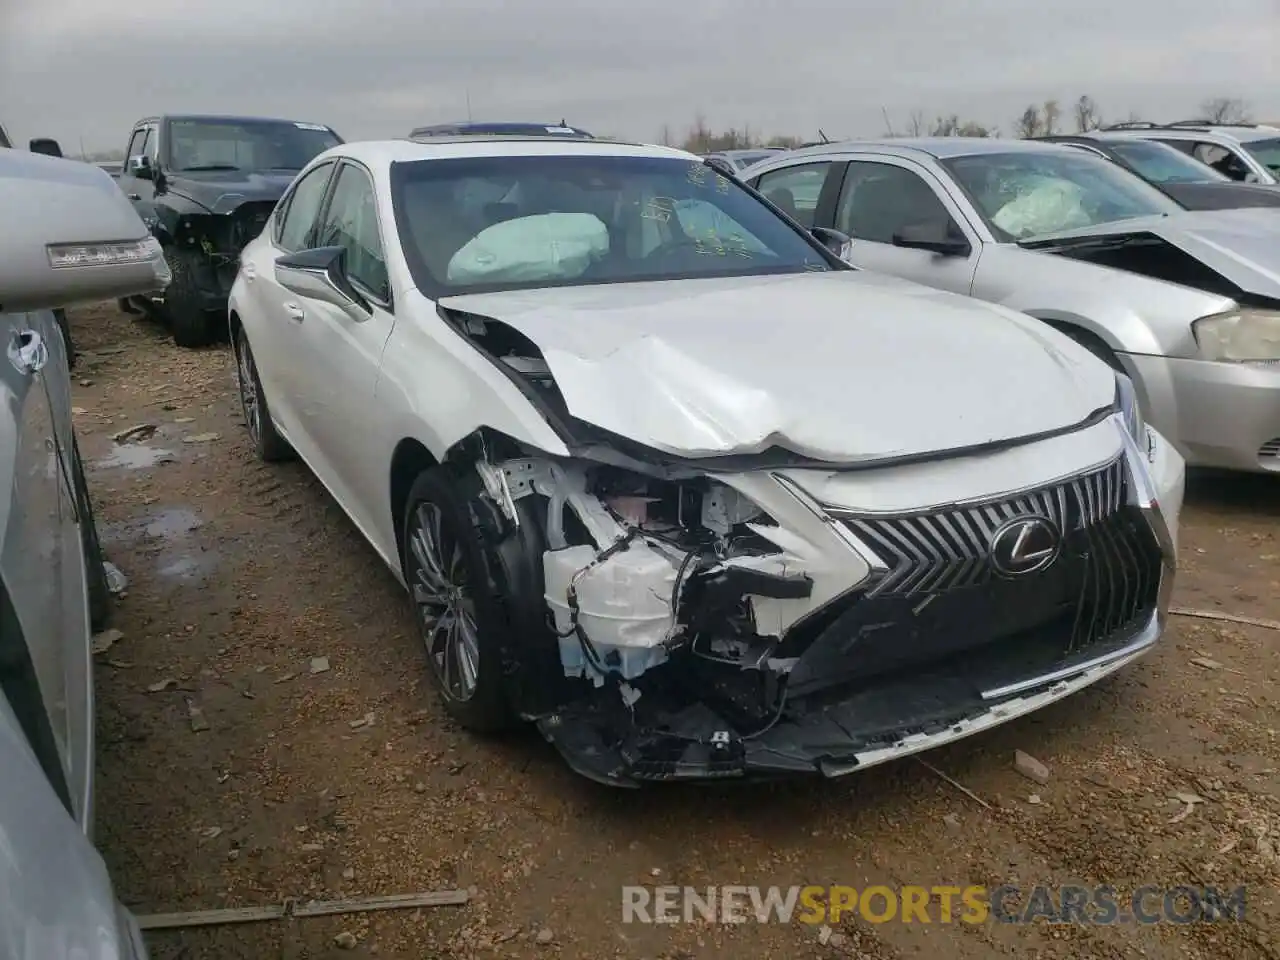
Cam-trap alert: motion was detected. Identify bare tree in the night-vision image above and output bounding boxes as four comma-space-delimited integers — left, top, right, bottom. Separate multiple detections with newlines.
684, 112, 715, 153
1042, 99, 1061, 135
927, 115, 993, 137
1073, 95, 1102, 132
1199, 97, 1252, 124
1014, 104, 1044, 138
766, 134, 804, 149
658, 124, 674, 147
908, 109, 926, 137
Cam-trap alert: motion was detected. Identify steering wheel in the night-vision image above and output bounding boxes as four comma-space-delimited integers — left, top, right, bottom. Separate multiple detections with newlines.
643, 237, 708, 260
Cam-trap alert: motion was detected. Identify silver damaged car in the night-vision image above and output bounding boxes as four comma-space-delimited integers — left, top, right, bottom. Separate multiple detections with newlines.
745, 138, 1280, 474
1, 145, 170, 960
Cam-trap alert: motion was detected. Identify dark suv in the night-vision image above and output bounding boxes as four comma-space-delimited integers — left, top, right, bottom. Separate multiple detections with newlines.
115, 114, 342, 346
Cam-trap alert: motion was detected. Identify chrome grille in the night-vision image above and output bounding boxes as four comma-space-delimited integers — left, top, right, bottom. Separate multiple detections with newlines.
843, 457, 1127, 599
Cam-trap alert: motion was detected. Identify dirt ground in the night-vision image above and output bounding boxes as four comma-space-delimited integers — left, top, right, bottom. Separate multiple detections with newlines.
67, 303, 1280, 960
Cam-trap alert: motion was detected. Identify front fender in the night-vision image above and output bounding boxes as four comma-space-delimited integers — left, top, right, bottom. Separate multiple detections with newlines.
974, 244, 1236, 359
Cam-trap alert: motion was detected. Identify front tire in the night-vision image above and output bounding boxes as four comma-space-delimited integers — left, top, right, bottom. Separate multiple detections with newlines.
234, 326, 293, 462
163, 250, 217, 348
403, 468, 513, 732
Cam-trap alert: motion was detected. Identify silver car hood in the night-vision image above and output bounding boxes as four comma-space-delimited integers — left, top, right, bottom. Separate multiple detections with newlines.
1024, 208, 1280, 299
438, 271, 1116, 461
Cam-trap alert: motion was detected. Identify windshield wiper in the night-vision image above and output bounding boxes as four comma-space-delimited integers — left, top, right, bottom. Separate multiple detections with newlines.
178, 164, 242, 172
1018, 232, 1161, 252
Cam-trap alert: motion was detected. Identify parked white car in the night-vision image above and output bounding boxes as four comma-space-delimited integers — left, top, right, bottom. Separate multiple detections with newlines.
229, 136, 1184, 785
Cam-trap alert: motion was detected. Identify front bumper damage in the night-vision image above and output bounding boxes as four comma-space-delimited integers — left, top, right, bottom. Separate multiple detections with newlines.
151, 202, 276, 310
480, 416, 1180, 786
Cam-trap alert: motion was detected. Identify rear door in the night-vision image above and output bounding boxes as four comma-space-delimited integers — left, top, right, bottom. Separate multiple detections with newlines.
751, 161, 840, 227
237, 159, 338, 444
0, 310, 80, 818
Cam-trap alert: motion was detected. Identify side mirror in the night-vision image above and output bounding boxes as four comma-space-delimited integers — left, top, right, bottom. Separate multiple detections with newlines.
274, 246, 370, 320
29, 138, 63, 158
0, 150, 171, 311
129, 155, 155, 180
891, 220, 971, 257
810, 226, 853, 260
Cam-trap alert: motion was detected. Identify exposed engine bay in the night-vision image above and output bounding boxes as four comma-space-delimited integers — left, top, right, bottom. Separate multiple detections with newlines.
444, 307, 1171, 785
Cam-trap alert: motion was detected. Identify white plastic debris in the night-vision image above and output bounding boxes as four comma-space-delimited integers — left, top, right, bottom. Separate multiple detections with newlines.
103, 561, 128, 595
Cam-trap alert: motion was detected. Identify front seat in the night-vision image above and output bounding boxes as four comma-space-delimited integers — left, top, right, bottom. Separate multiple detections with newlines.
765, 187, 799, 221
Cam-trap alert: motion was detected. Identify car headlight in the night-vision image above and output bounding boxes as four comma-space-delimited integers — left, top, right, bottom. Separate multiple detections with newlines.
1114, 370, 1145, 442
1192, 308, 1280, 362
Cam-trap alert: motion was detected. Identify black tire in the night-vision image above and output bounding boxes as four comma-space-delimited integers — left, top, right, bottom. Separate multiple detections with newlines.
233, 326, 293, 462
70, 434, 111, 632
402, 468, 514, 732
163, 249, 217, 348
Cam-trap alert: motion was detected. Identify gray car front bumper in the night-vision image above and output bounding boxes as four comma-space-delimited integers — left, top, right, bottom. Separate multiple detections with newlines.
1126, 352, 1280, 473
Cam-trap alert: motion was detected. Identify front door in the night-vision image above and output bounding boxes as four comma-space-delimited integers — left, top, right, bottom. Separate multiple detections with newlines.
827, 156, 982, 296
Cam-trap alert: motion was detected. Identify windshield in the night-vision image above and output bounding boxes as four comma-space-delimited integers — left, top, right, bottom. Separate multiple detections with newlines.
941, 150, 1184, 241
1106, 139, 1229, 184
164, 119, 340, 172
1242, 137, 1280, 176
390, 153, 835, 296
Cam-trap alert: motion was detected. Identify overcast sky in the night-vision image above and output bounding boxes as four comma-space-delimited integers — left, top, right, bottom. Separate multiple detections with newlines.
2, 0, 1277, 153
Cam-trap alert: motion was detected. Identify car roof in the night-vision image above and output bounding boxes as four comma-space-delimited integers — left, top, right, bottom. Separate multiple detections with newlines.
774, 137, 1083, 163
410, 121, 593, 137
135, 114, 337, 129
320, 137, 698, 167
1093, 126, 1279, 145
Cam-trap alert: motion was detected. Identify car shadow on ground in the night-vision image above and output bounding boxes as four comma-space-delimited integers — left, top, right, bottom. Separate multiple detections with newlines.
1184, 467, 1280, 519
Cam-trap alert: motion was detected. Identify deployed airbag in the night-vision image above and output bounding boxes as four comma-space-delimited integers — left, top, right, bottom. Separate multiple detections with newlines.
993, 179, 1091, 238
447, 212, 609, 284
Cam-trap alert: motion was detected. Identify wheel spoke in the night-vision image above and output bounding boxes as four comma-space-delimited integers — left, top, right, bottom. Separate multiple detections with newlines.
411, 498, 481, 703
409, 528, 450, 595
456, 608, 480, 696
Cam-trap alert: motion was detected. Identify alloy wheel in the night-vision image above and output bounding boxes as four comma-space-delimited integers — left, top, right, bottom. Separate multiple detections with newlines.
408, 502, 481, 701
236, 333, 261, 445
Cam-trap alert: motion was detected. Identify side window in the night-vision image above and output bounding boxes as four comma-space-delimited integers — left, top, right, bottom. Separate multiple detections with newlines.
314, 164, 390, 302
835, 161, 957, 245
276, 162, 335, 252
1191, 142, 1250, 181
753, 163, 831, 227
124, 128, 146, 165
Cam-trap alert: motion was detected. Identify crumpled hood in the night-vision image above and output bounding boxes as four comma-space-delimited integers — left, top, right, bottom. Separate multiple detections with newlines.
438, 271, 1116, 461
162, 169, 297, 213
1023, 208, 1280, 299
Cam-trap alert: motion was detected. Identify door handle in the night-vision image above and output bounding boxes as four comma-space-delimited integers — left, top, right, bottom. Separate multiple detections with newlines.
7, 330, 48, 375
127, 193, 141, 201
242, 262, 257, 283
284, 302, 305, 323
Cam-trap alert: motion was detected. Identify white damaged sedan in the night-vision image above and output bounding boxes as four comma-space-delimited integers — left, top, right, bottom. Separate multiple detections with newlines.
228, 136, 1185, 785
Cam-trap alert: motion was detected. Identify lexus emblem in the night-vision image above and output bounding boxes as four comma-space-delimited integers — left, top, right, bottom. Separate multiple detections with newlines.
989, 515, 1061, 577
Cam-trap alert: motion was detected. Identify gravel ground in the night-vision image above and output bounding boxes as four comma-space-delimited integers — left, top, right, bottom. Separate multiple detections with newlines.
68, 304, 1280, 959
